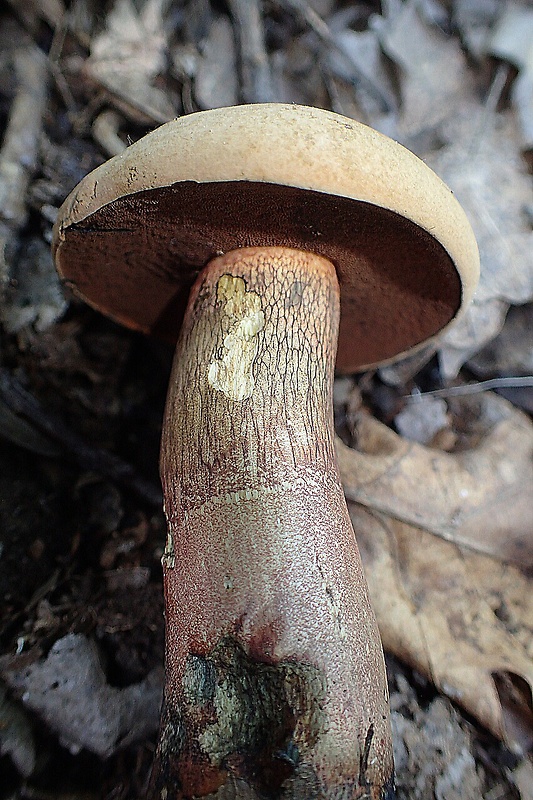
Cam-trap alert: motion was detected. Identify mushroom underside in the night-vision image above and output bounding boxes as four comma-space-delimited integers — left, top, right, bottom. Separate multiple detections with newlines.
55, 181, 461, 371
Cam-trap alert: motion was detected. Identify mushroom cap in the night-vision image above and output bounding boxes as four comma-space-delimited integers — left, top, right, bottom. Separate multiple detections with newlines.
52, 104, 479, 371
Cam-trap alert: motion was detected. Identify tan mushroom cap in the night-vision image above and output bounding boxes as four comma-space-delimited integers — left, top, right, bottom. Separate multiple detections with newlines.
52, 103, 479, 371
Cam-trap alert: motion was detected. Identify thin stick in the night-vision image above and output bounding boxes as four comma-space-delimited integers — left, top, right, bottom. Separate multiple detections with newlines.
227, 0, 275, 103
279, 0, 395, 112
0, 45, 49, 289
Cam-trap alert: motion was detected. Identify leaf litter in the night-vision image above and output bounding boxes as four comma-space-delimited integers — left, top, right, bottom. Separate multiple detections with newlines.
0, 0, 531, 797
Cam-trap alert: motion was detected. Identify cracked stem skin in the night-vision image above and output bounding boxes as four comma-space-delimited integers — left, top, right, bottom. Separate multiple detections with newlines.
152, 247, 393, 799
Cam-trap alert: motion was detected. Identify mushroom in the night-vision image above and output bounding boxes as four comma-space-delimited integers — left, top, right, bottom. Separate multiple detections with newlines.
52, 104, 479, 800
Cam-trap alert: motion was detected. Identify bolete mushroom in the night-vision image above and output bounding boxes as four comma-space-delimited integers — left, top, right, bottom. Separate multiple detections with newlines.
52, 104, 479, 800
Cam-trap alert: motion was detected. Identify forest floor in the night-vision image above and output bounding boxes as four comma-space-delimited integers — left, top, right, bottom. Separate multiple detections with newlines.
0, 1, 532, 798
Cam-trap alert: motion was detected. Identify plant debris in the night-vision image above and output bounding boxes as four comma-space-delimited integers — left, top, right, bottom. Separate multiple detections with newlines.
0, 0, 531, 797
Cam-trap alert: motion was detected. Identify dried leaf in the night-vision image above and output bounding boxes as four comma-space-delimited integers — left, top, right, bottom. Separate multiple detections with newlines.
373, 0, 473, 147
435, 111, 533, 304
2, 238, 67, 333
428, 109, 533, 377
467, 302, 533, 376
467, 304, 533, 413
453, 0, 500, 60
488, 2, 533, 152
337, 393, 533, 749
326, 27, 398, 134
349, 506, 533, 751
512, 758, 533, 800
392, 695, 484, 799
489, 1, 533, 70
338, 393, 533, 566
394, 395, 450, 445
1, 634, 163, 758
365, 2, 533, 380
86, 0, 175, 124
0, 684, 36, 777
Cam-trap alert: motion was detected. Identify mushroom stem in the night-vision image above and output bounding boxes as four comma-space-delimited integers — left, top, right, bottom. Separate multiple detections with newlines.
151, 246, 394, 799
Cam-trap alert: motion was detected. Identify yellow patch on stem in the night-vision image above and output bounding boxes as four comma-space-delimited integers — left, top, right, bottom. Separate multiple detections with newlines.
208, 274, 265, 401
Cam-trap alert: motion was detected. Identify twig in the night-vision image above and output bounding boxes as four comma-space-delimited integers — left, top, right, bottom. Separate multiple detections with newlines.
47, 15, 81, 118
0, 369, 162, 507
404, 376, 533, 401
278, 0, 395, 113
0, 45, 49, 291
92, 110, 127, 157
227, 0, 276, 103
